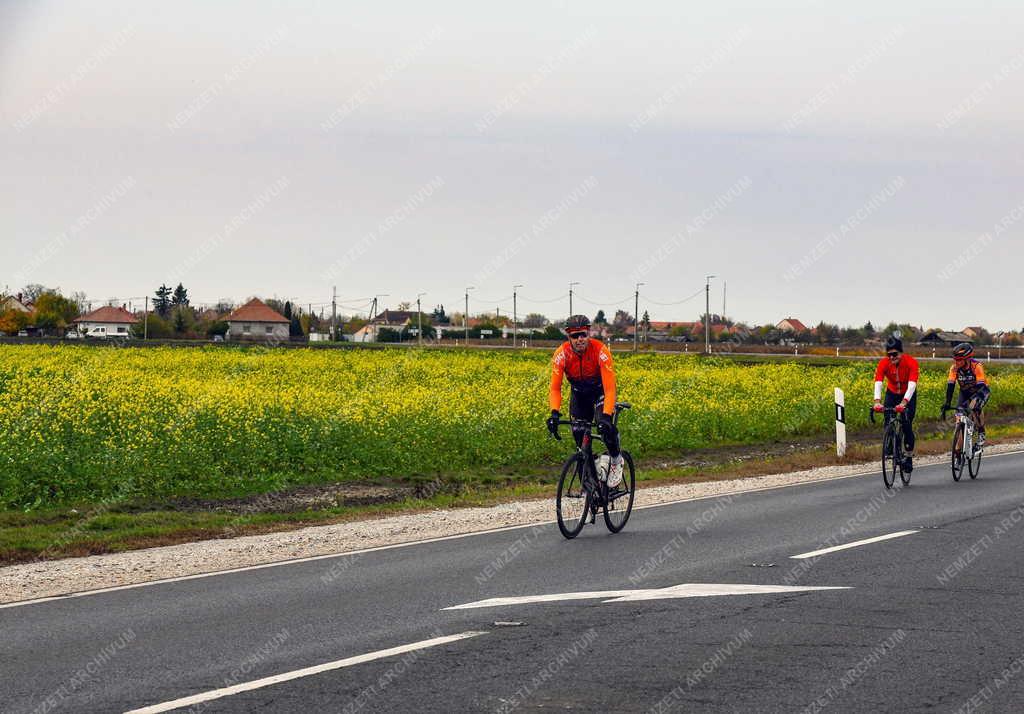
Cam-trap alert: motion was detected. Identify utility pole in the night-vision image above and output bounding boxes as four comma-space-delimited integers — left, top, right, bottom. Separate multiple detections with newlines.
331, 286, 337, 341
705, 275, 716, 355
416, 292, 426, 347
465, 287, 474, 342
634, 282, 644, 352
513, 284, 523, 347
144, 296, 149, 340
723, 281, 727, 322
569, 282, 580, 317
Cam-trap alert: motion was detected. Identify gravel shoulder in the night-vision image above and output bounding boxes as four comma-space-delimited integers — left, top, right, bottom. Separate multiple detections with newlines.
3, 441, 1021, 605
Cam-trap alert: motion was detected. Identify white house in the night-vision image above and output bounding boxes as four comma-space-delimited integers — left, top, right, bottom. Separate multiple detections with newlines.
225, 298, 289, 341
72, 305, 138, 337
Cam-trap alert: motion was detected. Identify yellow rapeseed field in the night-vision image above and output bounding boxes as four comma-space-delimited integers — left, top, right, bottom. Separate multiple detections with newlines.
1, 344, 1023, 509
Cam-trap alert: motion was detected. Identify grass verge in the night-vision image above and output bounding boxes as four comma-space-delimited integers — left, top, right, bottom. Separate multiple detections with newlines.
4, 416, 1024, 566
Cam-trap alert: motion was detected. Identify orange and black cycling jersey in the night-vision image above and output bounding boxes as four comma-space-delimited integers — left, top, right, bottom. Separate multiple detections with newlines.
549, 339, 617, 416
949, 359, 987, 393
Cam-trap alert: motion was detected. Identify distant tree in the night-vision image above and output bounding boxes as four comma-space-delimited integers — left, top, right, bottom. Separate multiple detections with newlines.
594, 310, 607, 325
0, 309, 31, 335
289, 311, 303, 337
173, 308, 187, 334
612, 310, 635, 330
265, 299, 287, 316
377, 327, 401, 343
132, 313, 172, 339
214, 299, 235, 315
69, 291, 89, 314
539, 324, 564, 340
154, 284, 172, 318
20, 284, 49, 303
206, 320, 229, 338
431, 305, 449, 324
523, 313, 547, 328
344, 317, 368, 335
171, 283, 189, 307
283, 301, 293, 320
815, 321, 840, 344
862, 321, 876, 339
397, 301, 411, 311
840, 326, 863, 343
33, 292, 79, 332
1004, 333, 1022, 347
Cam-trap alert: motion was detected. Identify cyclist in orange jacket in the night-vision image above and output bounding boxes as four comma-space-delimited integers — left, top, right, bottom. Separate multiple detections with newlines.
546, 315, 624, 486
873, 335, 920, 473
942, 342, 991, 446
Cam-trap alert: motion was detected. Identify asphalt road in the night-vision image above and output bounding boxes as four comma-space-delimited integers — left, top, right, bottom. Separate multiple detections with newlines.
4, 449, 1024, 713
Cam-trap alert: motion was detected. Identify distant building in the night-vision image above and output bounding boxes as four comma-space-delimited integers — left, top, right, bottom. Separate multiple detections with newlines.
962, 326, 986, 339
1, 294, 32, 313
776, 318, 809, 333
918, 330, 973, 347
72, 305, 138, 337
225, 298, 289, 341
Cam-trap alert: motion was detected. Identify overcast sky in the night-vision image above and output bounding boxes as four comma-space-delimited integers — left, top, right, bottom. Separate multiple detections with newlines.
2, 1, 1023, 329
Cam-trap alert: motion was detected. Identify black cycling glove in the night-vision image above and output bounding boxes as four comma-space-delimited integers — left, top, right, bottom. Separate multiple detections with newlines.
547, 410, 561, 438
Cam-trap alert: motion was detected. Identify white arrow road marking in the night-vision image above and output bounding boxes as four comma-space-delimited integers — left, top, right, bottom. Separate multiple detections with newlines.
442, 584, 849, 610
790, 530, 919, 560
123, 630, 487, 714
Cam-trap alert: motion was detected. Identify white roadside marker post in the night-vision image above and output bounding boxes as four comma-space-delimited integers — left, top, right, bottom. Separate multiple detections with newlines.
835, 387, 847, 458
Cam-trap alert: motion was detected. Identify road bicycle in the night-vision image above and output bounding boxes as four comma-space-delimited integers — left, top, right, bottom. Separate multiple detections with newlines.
871, 406, 911, 489
550, 402, 636, 539
943, 404, 983, 482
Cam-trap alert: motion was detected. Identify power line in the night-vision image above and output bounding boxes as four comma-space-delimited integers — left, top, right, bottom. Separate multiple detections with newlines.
574, 293, 634, 308
644, 287, 706, 306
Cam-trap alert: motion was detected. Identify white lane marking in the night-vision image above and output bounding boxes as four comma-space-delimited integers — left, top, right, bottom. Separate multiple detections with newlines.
6, 448, 1023, 610
443, 583, 850, 610
790, 530, 919, 560
604, 583, 849, 603
123, 630, 486, 714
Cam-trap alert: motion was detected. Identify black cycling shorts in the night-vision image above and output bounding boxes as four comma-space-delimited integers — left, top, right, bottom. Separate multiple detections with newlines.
959, 386, 991, 412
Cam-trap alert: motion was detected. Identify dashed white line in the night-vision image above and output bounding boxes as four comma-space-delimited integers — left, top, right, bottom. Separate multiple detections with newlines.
123, 630, 487, 714
790, 530, 919, 560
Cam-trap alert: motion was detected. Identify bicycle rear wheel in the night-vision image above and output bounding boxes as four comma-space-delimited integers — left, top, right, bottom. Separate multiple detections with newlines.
951, 423, 965, 482
603, 450, 636, 533
881, 425, 899, 489
556, 454, 589, 539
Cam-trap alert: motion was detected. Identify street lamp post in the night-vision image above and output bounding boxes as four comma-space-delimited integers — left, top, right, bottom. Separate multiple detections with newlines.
569, 282, 580, 317
705, 275, 716, 355
634, 282, 644, 352
513, 284, 523, 346
416, 292, 426, 347
465, 287, 474, 343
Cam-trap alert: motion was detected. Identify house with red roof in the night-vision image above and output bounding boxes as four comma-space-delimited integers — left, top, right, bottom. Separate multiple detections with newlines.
776, 317, 809, 333
225, 298, 289, 341
72, 305, 138, 338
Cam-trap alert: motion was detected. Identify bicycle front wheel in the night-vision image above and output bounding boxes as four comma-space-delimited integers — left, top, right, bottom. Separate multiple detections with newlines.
969, 437, 983, 480
882, 426, 899, 489
603, 450, 636, 533
556, 454, 589, 539
951, 423, 965, 482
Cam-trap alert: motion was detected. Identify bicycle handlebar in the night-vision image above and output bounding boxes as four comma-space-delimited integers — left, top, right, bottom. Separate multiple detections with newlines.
869, 406, 901, 424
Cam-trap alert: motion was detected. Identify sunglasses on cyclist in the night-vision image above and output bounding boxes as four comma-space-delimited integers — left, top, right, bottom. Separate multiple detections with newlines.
568, 331, 589, 339
887, 351, 901, 358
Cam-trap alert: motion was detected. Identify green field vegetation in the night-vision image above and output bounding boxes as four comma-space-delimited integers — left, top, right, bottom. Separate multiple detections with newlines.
2, 344, 1024, 511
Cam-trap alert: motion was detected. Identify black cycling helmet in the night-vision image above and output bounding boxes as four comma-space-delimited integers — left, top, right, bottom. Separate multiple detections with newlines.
953, 342, 974, 359
564, 315, 591, 331
885, 335, 903, 353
